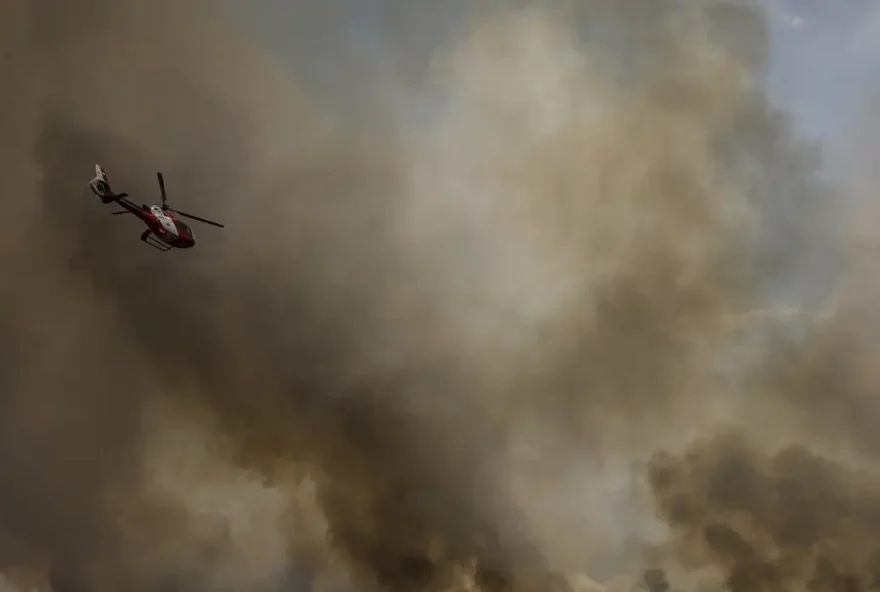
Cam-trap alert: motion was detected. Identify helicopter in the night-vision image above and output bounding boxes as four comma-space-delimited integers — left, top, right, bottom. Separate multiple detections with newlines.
88, 164, 224, 251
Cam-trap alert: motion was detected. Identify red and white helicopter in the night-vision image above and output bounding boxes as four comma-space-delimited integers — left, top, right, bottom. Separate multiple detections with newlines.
88, 164, 224, 251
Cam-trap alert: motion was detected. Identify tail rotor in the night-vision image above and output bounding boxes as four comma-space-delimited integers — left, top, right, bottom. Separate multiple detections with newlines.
89, 164, 128, 203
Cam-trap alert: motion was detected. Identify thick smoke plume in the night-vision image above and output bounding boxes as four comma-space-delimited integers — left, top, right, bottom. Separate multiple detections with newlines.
0, 0, 867, 591
648, 434, 880, 592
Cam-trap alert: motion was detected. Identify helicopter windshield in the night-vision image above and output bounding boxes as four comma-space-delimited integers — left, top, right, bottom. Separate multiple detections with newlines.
177, 220, 193, 236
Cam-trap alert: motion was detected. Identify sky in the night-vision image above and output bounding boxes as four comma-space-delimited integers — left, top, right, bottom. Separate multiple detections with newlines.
740, 13, 866, 172
230, 0, 880, 182
762, 1, 880, 176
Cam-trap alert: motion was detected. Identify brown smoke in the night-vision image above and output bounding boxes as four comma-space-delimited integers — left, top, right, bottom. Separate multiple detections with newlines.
637, 87, 880, 590
648, 434, 880, 592
0, 0, 859, 590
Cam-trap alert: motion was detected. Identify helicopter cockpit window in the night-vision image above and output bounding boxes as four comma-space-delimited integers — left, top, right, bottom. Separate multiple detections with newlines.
178, 221, 193, 235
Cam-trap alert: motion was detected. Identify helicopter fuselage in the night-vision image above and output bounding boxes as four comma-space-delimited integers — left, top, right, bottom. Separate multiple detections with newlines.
120, 201, 196, 248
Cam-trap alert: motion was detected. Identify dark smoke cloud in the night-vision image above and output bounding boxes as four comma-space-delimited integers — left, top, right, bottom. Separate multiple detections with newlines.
2, 0, 559, 588
0, 0, 858, 591
648, 434, 880, 592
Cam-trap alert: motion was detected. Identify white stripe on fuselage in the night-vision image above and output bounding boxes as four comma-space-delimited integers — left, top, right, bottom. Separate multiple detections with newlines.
149, 205, 180, 243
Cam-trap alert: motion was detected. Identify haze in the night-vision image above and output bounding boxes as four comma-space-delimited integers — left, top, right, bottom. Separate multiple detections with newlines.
2, 1, 880, 591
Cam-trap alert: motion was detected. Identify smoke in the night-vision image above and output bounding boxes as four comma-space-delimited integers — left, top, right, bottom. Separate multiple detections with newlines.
648, 434, 880, 592
0, 0, 867, 591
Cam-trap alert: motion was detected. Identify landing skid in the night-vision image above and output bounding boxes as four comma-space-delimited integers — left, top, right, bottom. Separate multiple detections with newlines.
140, 230, 172, 251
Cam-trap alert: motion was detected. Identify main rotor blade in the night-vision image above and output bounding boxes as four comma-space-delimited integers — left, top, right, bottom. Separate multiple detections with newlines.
157, 172, 167, 207
111, 211, 130, 215
171, 209, 225, 228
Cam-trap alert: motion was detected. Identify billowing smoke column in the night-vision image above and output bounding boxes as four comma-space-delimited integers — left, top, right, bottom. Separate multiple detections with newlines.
0, 0, 870, 591
649, 434, 880, 592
